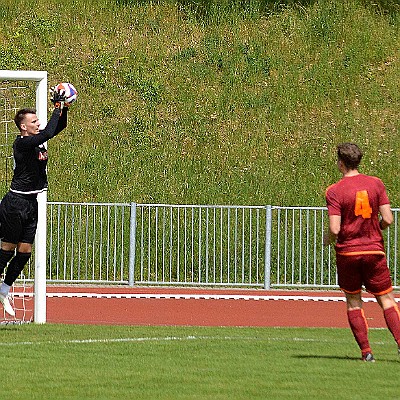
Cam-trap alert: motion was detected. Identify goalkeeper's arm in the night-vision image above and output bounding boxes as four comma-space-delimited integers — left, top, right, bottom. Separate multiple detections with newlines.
45, 106, 68, 137
16, 108, 68, 150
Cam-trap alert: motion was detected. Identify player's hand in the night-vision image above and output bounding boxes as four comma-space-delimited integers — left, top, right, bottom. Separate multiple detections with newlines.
50, 86, 66, 109
323, 231, 336, 246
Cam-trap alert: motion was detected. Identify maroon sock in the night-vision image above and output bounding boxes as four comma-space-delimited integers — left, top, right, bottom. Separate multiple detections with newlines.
347, 309, 371, 355
384, 306, 400, 346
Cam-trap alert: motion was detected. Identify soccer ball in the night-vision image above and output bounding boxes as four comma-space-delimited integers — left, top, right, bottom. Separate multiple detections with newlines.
54, 82, 78, 105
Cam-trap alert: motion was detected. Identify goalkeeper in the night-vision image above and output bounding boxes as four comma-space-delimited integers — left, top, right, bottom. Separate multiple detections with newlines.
0, 88, 70, 316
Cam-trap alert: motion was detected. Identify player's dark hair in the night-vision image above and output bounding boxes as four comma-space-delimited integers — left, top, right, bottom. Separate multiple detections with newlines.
337, 142, 363, 170
14, 108, 37, 130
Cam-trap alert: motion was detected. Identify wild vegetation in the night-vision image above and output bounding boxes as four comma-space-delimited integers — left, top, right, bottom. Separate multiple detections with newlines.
0, 0, 399, 206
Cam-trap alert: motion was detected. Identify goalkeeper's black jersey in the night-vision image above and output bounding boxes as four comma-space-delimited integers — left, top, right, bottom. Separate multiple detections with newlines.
10, 108, 68, 195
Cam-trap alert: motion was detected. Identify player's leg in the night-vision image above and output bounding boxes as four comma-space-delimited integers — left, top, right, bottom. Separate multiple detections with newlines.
3, 217, 36, 294
3, 196, 37, 291
3, 242, 32, 288
375, 292, 400, 351
0, 243, 33, 318
0, 242, 18, 316
0, 193, 23, 316
345, 292, 373, 361
363, 254, 400, 352
0, 193, 36, 316
0, 241, 32, 317
0, 193, 18, 275
336, 254, 374, 361
0, 244, 16, 275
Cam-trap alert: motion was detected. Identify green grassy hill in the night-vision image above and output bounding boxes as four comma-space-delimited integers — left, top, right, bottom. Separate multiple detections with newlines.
1, 0, 399, 206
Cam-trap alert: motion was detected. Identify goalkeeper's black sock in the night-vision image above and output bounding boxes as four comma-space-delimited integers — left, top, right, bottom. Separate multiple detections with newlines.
4, 252, 31, 286
0, 249, 15, 275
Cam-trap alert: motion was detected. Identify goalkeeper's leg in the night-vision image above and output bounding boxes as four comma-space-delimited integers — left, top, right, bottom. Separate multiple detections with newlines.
3, 252, 31, 289
0, 249, 15, 275
0, 250, 31, 317
0, 248, 17, 316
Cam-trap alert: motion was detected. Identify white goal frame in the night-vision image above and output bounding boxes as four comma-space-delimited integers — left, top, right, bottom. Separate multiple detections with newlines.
0, 70, 47, 323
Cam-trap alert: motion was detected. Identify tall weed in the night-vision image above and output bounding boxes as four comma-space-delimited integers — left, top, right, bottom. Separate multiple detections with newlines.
0, 0, 399, 207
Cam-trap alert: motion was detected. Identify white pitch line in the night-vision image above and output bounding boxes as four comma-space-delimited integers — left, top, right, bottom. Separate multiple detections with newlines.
0, 334, 390, 347
10, 292, 383, 303
14, 292, 399, 304
0, 335, 257, 346
0, 335, 349, 347
44, 292, 365, 303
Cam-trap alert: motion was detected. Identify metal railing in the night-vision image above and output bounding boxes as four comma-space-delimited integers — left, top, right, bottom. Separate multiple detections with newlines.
46, 202, 133, 284
135, 204, 268, 287
36, 202, 400, 289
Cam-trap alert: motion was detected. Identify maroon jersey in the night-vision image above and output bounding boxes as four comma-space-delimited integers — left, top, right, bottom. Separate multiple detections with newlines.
325, 174, 390, 254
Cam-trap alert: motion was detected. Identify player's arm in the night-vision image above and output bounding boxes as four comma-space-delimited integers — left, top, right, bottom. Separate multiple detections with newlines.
41, 84, 69, 137
324, 187, 341, 246
324, 215, 341, 246
16, 107, 68, 150
379, 204, 393, 230
43, 106, 68, 137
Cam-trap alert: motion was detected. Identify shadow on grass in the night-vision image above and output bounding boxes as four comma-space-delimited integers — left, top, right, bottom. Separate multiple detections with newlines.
293, 354, 400, 363
294, 354, 359, 361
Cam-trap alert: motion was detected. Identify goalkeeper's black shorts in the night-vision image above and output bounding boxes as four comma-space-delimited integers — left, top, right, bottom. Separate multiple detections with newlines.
0, 191, 38, 244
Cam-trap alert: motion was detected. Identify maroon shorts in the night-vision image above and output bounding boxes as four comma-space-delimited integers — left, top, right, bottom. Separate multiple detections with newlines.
336, 253, 393, 296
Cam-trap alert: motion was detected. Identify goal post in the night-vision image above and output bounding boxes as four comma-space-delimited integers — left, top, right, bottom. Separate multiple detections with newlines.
0, 70, 47, 323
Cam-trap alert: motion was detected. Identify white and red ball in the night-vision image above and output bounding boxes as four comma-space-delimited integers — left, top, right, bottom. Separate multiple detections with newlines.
54, 82, 78, 104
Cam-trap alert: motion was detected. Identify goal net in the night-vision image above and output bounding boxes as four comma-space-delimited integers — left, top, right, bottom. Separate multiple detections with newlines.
0, 273, 34, 325
0, 70, 48, 324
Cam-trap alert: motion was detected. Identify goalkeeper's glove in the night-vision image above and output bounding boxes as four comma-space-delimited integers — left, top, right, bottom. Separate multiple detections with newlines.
50, 86, 66, 109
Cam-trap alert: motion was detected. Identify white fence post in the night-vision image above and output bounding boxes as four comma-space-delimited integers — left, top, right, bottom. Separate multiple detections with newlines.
264, 205, 272, 290
128, 202, 137, 286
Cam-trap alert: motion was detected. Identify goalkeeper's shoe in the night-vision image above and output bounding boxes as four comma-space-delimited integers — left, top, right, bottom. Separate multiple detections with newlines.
362, 352, 375, 362
0, 293, 15, 317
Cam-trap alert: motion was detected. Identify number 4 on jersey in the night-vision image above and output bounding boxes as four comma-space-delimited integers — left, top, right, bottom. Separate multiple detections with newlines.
355, 190, 372, 219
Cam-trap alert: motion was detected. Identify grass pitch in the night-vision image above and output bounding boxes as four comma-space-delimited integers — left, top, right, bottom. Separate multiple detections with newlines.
0, 324, 398, 399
